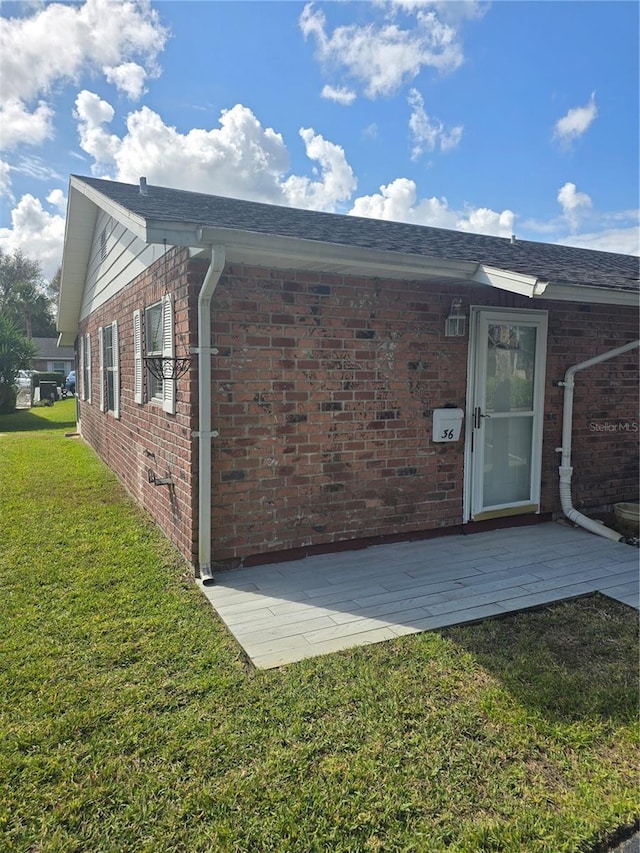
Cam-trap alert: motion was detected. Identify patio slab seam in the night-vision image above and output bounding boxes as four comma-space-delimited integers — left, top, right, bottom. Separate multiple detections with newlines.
199, 523, 639, 669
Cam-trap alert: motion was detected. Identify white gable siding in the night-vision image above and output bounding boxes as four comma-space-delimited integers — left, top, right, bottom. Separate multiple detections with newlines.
79, 209, 167, 320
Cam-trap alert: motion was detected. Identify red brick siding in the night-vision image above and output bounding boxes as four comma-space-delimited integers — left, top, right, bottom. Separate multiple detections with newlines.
77, 251, 638, 572
206, 266, 633, 567
542, 303, 639, 512
77, 247, 199, 566
208, 268, 469, 566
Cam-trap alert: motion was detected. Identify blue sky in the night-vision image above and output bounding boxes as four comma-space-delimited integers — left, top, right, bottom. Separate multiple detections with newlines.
1, 0, 638, 281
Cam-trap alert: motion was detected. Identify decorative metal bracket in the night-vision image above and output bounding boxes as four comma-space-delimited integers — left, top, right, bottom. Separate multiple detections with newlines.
147, 468, 173, 487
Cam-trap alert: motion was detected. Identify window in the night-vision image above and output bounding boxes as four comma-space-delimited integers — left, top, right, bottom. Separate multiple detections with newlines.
83, 333, 92, 402
133, 296, 175, 415
145, 302, 164, 402
98, 322, 119, 418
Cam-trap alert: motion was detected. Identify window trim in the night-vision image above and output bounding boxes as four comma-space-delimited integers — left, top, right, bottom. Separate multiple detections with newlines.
133, 310, 143, 405
99, 321, 120, 418
85, 333, 92, 403
136, 297, 176, 415
144, 301, 164, 404
161, 294, 176, 415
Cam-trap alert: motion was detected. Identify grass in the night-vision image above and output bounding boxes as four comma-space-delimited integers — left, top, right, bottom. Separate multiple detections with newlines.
1, 398, 638, 853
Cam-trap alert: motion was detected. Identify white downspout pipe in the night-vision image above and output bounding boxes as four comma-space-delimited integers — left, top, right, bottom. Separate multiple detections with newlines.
196, 244, 226, 584
557, 339, 639, 542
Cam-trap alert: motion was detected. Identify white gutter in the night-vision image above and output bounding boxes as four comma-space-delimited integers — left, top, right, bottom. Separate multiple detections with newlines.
473, 264, 547, 298
557, 339, 640, 542
195, 244, 226, 584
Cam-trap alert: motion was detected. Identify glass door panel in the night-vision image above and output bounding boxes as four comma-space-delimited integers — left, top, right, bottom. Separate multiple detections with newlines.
482, 416, 533, 506
467, 310, 547, 520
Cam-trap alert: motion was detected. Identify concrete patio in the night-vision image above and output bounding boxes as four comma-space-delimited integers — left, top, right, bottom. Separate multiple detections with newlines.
198, 522, 639, 669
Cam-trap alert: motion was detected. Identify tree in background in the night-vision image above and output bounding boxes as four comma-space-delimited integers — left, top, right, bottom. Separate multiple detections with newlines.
47, 266, 62, 323
0, 313, 37, 413
0, 249, 56, 338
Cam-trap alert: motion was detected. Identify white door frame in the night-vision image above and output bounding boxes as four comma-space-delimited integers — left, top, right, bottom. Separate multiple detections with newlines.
463, 306, 548, 523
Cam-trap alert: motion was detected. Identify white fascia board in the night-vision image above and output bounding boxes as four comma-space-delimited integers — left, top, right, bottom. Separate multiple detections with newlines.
189, 225, 479, 281
536, 283, 639, 306
474, 262, 639, 306
58, 331, 76, 347
58, 187, 96, 339
473, 264, 546, 298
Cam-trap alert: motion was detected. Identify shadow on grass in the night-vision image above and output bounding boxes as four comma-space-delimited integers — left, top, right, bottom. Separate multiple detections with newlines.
0, 404, 77, 433
439, 593, 639, 724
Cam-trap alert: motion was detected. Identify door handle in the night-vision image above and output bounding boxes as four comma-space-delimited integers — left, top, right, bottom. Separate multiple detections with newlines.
473, 407, 491, 428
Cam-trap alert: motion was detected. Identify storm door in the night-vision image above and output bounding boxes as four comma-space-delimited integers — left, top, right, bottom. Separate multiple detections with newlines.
465, 309, 548, 522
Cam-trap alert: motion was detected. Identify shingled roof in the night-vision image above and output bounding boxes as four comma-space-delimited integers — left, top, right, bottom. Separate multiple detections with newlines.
75, 175, 639, 294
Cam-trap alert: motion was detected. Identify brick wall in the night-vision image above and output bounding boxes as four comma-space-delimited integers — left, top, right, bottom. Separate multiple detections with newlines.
77, 251, 638, 572
77, 247, 199, 567
207, 267, 470, 566
542, 302, 639, 512
206, 265, 636, 567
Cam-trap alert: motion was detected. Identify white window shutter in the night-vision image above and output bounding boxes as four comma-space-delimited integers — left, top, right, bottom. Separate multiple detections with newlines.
86, 334, 92, 403
161, 294, 175, 415
98, 326, 105, 412
133, 309, 143, 404
79, 335, 85, 401
112, 320, 120, 419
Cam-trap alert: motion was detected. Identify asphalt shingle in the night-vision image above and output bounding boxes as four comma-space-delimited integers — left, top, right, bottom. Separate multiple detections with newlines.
76, 175, 639, 293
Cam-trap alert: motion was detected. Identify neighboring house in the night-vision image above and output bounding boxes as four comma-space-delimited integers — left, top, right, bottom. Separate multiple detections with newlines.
57, 176, 639, 580
32, 337, 75, 377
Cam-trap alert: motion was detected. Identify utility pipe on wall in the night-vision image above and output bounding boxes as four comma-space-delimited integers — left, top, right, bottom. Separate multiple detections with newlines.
557, 338, 639, 543
196, 244, 226, 583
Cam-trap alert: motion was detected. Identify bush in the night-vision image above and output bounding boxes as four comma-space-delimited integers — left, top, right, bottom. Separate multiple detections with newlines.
0, 382, 17, 414
0, 313, 36, 414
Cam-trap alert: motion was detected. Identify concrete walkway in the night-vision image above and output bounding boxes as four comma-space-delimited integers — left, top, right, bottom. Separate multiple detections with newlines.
198, 522, 639, 669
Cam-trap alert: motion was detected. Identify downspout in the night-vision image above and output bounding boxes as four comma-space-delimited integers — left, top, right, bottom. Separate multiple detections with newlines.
557, 339, 639, 542
196, 243, 226, 584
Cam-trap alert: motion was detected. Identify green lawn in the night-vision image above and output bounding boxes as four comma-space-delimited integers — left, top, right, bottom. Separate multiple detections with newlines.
1, 399, 638, 853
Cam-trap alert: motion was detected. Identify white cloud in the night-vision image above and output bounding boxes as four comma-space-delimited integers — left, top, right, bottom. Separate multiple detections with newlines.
1, 0, 168, 102
0, 0, 168, 147
553, 92, 597, 145
74, 90, 122, 172
350, 177, 515, 237
408, 88, 462, 158
73, 94, 355, 211
387, 1, 487, 24
0, 193, 66, 280
321, 85, 357, 106
558, 227, 640, 256
46, 188, 67, 214
104, 62, 148, 100
299, 2, 464, 99
281, 128, 356, 211
13, 156, 63, 183
557, 181, 592, 231
0, 99, 54, 151
0, 160, 12, 200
